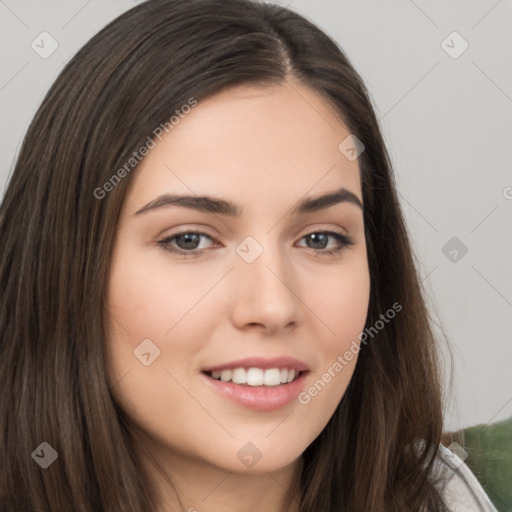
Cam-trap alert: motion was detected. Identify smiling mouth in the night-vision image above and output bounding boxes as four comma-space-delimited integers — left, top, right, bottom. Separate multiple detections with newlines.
203, 367, 305, 386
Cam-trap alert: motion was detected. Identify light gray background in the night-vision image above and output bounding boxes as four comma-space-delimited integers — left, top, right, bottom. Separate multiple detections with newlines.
1, 0, 511, 431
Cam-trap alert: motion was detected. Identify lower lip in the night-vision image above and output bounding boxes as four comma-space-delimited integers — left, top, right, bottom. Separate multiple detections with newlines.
201, 371, 309, 411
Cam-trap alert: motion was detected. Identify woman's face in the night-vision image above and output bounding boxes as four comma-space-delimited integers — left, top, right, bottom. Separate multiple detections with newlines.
105, 81, 370, 475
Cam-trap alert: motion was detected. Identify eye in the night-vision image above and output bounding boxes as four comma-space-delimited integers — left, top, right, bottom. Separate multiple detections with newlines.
297, 231, 354, 254
157, 231, 217, 256
157, 229, 354, 258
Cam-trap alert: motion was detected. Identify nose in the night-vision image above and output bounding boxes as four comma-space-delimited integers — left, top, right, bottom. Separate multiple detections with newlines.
229, 240, 303, 335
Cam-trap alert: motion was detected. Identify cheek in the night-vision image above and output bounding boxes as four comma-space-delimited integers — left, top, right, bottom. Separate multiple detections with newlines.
299, 255, 370, 399
306, 252, 371, 349
104, 239, 234, 381
106, 247, 223, 348
104, 250, 225, 454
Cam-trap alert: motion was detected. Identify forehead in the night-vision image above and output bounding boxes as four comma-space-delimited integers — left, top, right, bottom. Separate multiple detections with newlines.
123, 81, 362, 213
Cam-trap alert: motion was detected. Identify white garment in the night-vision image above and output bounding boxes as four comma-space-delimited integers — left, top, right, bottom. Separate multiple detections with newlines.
434, 444, 498, 511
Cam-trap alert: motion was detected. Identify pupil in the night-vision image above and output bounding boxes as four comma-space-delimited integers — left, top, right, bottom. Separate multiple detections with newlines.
308, 233, 328, 249
177, 233, 200, 250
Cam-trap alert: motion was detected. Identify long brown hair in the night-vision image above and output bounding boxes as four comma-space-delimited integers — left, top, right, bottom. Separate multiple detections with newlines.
0, 0, 448, 510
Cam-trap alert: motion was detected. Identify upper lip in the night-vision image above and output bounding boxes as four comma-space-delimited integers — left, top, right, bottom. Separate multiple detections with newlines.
202, 356, 309, 373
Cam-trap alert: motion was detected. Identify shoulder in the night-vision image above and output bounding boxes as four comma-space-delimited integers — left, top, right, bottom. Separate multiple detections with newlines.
431, 444, 498, 512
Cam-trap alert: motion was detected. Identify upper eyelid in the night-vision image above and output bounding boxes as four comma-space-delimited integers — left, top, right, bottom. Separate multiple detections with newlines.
159, 227, 348, 239
160, 222, 350, 238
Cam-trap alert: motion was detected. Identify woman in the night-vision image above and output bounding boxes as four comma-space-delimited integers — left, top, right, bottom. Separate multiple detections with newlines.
0, 0, 497, 510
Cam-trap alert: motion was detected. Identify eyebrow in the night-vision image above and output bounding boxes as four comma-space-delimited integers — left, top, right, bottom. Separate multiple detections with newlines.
134, 186, 363, 217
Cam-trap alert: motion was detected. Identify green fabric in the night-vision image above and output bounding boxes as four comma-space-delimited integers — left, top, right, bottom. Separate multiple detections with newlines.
461, 416, 512, 512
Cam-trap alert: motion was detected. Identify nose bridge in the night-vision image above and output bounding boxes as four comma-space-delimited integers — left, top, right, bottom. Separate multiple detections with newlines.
230, 234, 301, 331
235, 233, 289, 286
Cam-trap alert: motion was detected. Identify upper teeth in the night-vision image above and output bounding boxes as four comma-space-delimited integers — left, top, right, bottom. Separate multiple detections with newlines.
210, 367, 298, 386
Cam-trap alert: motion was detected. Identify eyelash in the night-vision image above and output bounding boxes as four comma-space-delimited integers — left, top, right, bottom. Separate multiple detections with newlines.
157, 229, 354, 258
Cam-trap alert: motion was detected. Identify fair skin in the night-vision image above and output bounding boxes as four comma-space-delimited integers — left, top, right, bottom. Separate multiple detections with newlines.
105, 80, 370, 512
